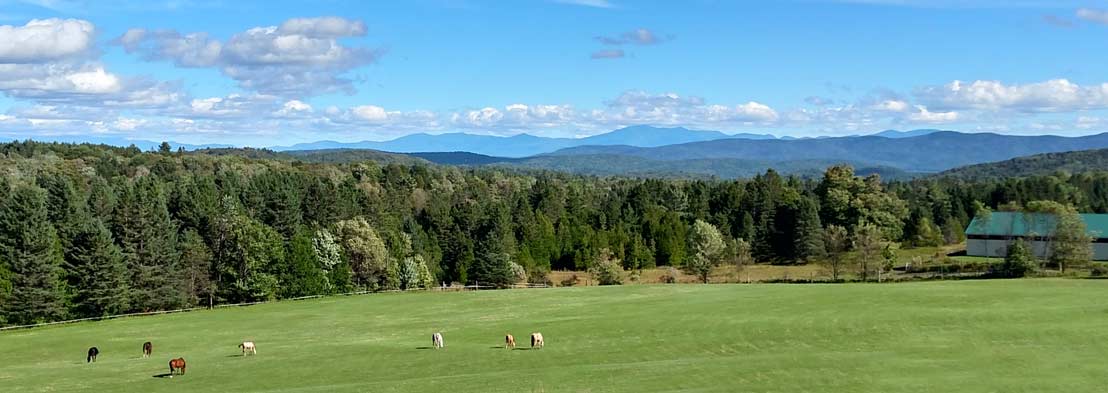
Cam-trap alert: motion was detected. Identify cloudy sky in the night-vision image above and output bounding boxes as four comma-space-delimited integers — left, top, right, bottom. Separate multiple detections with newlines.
3, 0, 1108, 145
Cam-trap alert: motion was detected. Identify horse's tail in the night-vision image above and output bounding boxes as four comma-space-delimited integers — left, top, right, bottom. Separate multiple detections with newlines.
169, 360, 174, 373
87, 354, 92, 363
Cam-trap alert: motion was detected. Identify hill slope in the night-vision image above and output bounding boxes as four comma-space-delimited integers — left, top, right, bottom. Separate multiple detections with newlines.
548, 131, 1108, 172
935, 148, 1108, 179
1, 281, 1105, 392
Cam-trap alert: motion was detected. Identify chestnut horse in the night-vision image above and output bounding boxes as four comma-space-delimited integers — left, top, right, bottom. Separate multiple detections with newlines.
169, 358, 186, 375
86, 347, 99, 363
505, 334, 516, 349
142, 342, 153, 358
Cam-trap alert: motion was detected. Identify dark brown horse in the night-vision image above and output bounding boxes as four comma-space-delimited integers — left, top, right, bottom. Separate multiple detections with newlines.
142, 342, 153, 358
86, 347, 99, 363
169, 358, 186, 375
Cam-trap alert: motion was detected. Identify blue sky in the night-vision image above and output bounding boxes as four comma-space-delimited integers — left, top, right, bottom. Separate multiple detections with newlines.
3, 0, 1108, 145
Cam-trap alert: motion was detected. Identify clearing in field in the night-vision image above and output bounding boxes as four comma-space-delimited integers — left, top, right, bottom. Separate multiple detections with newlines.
1, 280, 1106, 392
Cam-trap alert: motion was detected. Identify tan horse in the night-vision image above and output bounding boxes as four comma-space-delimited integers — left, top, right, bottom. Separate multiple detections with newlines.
530, 333, 544, 349
505, 334, 516, 349
239, 341, 257, 356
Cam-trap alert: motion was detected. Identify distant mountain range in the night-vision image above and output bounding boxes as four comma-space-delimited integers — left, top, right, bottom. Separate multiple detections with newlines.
270, 125, 784, 157
16, 127, 1106, 179
544, 131, 1108, 173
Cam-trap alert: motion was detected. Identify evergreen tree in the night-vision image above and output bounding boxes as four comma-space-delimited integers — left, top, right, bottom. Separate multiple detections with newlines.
178, 229, 213, 307
280, 229, 327, 297
794, 197, 825, 262
69, 219, 129, 317
0, 185, 66, 324
114, 178, 185, 311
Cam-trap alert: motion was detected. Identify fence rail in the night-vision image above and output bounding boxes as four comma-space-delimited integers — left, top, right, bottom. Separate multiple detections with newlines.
0, 283, 549, 332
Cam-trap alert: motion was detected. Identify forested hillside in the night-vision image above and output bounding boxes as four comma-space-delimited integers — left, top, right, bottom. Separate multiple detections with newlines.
936, 148, 1108, 180
3, 140, 1108, 326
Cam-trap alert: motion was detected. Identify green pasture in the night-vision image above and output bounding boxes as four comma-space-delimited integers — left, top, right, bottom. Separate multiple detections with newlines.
1, 280, 1106, 392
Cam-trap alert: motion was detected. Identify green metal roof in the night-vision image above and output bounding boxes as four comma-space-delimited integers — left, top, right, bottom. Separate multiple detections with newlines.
965, 212, 1108, 238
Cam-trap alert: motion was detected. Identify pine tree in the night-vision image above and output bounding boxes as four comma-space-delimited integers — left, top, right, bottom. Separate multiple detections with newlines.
0, 185, 66, 324
794, 197, 825, 262
70, 219, 129, 317
178, 229, 213, 307
280, 229, 327, 297
114, 178, 185, 312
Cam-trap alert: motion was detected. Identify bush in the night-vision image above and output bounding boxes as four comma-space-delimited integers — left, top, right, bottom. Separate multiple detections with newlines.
508, 262, 527, 284
528, 267, 552, 286
990, 240, 1036, 278
589, 258, 623, 286
659, 266, 679, 284
1091, 263, 1108, 277
559, 274, 578, 287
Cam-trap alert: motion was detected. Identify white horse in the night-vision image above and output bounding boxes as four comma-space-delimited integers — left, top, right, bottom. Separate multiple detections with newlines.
239, 341, 257, 356
530, 333, 544, 349
432, 332, 444, 349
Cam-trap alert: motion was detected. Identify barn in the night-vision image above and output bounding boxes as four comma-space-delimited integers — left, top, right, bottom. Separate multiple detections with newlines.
965, 212, 1108, 260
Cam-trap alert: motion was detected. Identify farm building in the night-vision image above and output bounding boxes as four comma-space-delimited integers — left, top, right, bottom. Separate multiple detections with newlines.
965, 212, 1108, 260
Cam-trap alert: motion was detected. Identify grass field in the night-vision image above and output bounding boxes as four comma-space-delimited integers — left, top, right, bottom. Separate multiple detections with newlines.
2, 280, 1107, 392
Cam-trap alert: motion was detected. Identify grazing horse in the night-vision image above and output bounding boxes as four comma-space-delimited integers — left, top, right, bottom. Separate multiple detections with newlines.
432, 332, 444, 349
142, 342, 153, 358
239, 341, 257, 356
169, 358, 186, 375
505, 334, 516, 349
86, 347, 99, 363
530, 333, 544, 349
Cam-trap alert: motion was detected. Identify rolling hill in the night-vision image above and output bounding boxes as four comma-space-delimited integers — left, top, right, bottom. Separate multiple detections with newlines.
935, 148, 1108, 179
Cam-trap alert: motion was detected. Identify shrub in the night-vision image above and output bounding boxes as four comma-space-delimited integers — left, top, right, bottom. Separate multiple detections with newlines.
1091, 263, 1108, 278
990, 240, 1036, 278
560, 274, 578, 287
589, 249, 624, 285
527, 267, 552, 286
659, 266, 679, 284
508, 262, 527, 284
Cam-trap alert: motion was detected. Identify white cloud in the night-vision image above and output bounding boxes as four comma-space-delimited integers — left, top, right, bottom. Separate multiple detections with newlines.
596, 28, 665, 45
907, 105, 959, 123
1077, 8, 1108, 24
871, 99, 909, 112
590, 49, 624, 59
116, 17, 379, 97
275, 99, 313, 116
553, 0, 614, 8
0, 18, 95, 63
351, 105, 389, 122
915, 79, 1108, 113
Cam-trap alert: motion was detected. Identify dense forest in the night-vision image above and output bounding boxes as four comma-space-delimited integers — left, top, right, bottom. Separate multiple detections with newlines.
936, 148, 1108, 180
2, 141, 1108, 326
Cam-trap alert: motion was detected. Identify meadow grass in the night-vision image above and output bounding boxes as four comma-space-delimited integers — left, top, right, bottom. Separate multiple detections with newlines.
1, 279, 1106, 392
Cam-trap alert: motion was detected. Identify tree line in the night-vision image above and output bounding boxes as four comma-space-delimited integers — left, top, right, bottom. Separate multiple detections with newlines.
1, 141, 1106, 326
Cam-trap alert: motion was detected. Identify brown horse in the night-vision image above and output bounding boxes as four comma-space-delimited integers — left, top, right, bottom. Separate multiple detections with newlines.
169, 358, 186, 375
142, 342, 153, 358
86, 347, 99, 363
505, 334, 516, 349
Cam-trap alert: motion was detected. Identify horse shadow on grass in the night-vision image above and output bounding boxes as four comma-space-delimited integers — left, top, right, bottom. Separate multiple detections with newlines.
152, 373, 173, 378
415, 346, 434, 350
487, 346, 534, 350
